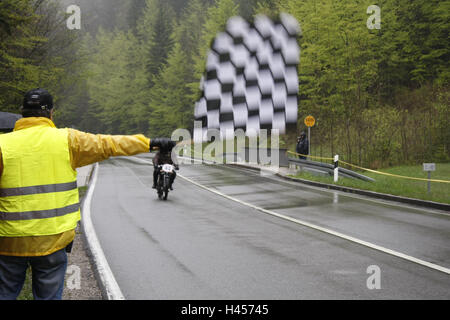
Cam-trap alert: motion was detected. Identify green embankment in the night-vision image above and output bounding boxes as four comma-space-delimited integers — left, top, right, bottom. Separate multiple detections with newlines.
291, 163, 450, 204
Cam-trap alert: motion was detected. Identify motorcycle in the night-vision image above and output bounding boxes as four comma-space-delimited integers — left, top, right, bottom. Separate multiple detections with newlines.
156, 164, 176, 200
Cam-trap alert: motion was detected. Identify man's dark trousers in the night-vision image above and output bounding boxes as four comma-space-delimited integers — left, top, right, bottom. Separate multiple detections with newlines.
0, 248, 67, 300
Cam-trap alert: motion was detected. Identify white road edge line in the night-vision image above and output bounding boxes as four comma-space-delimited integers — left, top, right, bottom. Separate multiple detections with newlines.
81, 163, 125, 300
130, 156, 450, 275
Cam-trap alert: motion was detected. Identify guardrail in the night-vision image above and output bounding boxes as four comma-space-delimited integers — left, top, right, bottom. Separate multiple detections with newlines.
288, 157, 375, 182
183, 148, 374, 182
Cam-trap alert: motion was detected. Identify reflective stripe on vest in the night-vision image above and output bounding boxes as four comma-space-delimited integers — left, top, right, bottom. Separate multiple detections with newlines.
0, 125, 80, 237
0, 181, 78, 197
0, 203, 80, 221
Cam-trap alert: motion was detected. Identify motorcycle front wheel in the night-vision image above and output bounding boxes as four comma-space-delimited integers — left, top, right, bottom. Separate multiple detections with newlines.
157, 176, 164, 199
163, 175, 170, 200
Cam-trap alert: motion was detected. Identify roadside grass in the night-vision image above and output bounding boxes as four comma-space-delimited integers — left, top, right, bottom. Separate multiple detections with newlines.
16, 186, 88, 300
291, 162, 450, 204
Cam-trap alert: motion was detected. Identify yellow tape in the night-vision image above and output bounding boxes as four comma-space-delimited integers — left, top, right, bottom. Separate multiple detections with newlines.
287, 151, 450, 184
286, 151, 335, 161
338, 160, 450, 183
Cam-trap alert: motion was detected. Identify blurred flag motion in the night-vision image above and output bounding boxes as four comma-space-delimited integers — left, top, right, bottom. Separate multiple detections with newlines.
194, 14, 301, 142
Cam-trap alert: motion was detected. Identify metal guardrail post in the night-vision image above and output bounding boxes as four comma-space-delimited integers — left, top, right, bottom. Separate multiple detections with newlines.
334, 155, 339, 183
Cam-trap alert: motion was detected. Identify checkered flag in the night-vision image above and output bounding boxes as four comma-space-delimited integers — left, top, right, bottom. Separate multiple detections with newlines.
194, 13, 301, 142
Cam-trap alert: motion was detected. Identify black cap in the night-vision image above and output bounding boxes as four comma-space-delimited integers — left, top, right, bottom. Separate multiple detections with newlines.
23, 88, 53, 110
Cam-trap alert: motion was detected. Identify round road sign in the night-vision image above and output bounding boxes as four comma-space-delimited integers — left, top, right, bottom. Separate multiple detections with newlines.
304, 116, 315, 127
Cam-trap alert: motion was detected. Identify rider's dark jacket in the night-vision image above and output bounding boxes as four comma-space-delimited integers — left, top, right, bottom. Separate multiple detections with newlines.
153, 151, 175, 166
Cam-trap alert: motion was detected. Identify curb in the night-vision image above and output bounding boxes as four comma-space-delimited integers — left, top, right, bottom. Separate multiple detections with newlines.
228, 163, 450, 212
80, 163, 125, 300
78, 165, 106, 300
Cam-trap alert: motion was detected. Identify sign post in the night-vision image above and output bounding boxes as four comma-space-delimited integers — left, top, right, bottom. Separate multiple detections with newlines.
304, 116, 315, 157
423, 163, 436, 194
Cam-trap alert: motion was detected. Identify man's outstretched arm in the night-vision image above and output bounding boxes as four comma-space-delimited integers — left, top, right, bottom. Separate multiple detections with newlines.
68, 129, 151, 169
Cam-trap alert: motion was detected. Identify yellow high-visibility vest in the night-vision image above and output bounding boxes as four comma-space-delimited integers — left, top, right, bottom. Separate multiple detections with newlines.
0, 125, 80, 237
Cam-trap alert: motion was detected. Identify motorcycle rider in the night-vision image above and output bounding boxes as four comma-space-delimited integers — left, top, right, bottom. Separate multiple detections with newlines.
151, 138, 178, 190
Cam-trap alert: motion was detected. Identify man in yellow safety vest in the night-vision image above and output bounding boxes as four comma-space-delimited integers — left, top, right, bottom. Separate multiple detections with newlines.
0, 88, 167, 300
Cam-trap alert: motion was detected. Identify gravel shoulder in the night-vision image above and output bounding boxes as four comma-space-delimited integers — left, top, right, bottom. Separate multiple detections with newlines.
62, 165, 103, 300
63, 222, 103, 300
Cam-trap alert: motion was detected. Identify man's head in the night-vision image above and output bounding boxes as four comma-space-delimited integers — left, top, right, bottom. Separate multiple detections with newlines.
21, 88, 54, 119
299, 131, 306, 140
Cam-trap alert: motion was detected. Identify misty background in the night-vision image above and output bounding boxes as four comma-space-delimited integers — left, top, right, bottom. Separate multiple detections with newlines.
0, 0, 448, 168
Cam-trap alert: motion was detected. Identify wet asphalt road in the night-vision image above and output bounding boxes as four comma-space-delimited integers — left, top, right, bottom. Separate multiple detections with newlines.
90, 155, 450, 299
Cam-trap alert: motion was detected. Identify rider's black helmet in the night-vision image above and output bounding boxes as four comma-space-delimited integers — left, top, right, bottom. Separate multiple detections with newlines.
161, 140, 176, 152
152, 138, 176, 152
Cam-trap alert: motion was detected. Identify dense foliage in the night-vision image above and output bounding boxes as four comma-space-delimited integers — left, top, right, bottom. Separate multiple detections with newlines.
0, 0, 448, 167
